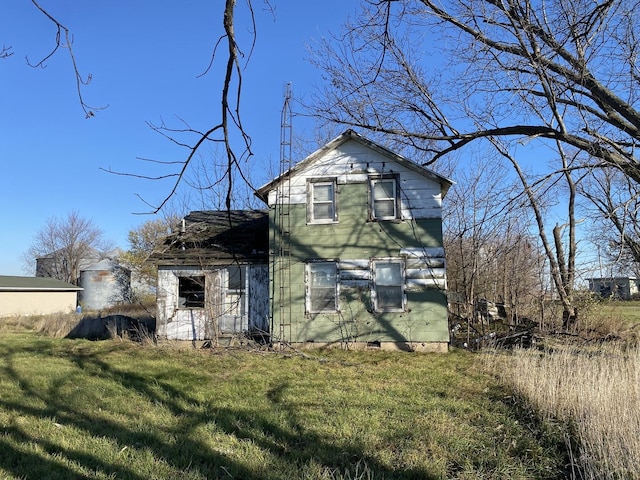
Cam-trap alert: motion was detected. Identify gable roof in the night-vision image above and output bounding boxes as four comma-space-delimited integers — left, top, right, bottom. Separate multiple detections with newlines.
0, 276, 82, 291
256, 129, 453, 203
152, 210, 269, 266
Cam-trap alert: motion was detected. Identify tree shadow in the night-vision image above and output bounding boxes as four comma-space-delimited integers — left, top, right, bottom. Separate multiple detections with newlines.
65, 314, 155, 340
0, 342, 439, 479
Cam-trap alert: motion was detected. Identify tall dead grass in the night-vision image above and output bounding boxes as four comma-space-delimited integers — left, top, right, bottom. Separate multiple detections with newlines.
486, 344, 640, 479
0, 312, 77, 336
0, 305, 156, 341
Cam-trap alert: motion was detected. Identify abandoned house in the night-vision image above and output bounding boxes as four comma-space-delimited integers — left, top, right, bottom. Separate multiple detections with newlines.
153, 210, 270, 340
154, 130, 453, 351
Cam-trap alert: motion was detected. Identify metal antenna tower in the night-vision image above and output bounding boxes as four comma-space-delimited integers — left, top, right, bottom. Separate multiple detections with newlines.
271, 83, 293, 344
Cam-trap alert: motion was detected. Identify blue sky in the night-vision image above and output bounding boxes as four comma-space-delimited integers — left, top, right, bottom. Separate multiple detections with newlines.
0, 0, 357, 275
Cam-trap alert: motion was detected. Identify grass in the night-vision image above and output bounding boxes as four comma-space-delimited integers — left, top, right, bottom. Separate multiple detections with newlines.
0, 331, 569, 480
486, 344, 640, 479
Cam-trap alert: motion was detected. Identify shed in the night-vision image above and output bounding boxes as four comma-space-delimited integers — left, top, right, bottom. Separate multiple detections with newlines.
0, 276, 82, 317
587, 277, 640, 300
153, 210, 269, 341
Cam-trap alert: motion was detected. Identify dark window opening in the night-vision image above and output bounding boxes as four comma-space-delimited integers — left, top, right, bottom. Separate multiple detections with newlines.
178, 276, 205, 308
226, 265, 246, 316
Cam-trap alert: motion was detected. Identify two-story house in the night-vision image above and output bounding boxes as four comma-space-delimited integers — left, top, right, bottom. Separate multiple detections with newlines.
154, 130, 453, 351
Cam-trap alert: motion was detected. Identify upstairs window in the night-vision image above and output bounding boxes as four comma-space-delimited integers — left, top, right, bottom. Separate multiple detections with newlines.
372, 260, 405, 312
306, 261, 338, 313
178, 276, 205, 308
308, 179, 337, 223
371, 177, 399, 220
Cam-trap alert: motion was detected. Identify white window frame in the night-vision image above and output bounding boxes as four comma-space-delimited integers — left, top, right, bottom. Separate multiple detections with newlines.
370, 176, 400, 220
306, 261, 339, 313
224, 265, 247, 317
371, 259, 405, 312
307, 178, 338, 224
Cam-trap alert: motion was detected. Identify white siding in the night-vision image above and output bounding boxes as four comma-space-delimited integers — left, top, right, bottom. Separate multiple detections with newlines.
337, 255, 447, 293
266, 140, 444, 219
157, 264, 268, 340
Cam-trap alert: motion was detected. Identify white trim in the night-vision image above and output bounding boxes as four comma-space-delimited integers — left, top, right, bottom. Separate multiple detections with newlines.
305, 261, 339, 313
307, 179, 338, 224
371, 258, 406, 312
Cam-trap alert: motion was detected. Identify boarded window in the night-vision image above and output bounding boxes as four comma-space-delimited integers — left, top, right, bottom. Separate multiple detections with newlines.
307, 262, 338, 313
371, 177, 398, 220
373, 260, 404, 311
178, 276, 205, 308
309, 180, 337, 223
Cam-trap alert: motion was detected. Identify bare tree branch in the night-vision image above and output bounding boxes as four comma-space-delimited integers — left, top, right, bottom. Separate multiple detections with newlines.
0, 45, 13, 59
28, 0, 107, 118
312, 0, 640, 177
131, 0, 256, 214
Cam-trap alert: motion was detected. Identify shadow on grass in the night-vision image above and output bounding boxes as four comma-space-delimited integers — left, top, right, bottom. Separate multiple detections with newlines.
486, 382, 582, 480
0, 341, 438, 480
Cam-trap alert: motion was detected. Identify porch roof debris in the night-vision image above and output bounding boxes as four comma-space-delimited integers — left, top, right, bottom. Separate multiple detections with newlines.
152, 210, 269, 266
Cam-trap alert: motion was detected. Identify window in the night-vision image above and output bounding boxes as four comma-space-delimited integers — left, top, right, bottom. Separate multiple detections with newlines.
306, 262, 338, 313
178, 276, 205, 308
371, 177, 399, 220
225, 265, 246, 316
308, 179, 337, 223
372, 260, 404, 311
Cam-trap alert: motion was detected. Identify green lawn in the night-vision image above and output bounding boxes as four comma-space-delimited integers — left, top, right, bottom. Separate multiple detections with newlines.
603, 300, 640, 323
0, 333, 569, 479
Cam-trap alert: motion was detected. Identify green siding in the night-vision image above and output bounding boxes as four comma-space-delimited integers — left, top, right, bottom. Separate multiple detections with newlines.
270, 181, 448, 346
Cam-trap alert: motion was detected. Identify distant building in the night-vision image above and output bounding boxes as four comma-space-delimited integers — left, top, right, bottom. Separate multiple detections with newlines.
36, 249, 131, 310
587, 277, 640, 300
0, 276, 82, 317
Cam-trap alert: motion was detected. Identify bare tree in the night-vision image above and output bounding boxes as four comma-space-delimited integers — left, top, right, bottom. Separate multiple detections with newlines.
23, 211, 113, 285
19, 0, 264, 213
444, 155, 544, 325
103, 0, 263, 213
309, 0, 640, 324
120, 216, 179, 296
0, 45, 13, 59
489, 138, 582, 327
580, 166, 640, 274
26, 0, 107, 118
312, 0, 640, 177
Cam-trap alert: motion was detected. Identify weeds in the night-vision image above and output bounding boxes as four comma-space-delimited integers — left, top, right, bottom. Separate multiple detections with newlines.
485, 345, 640, 479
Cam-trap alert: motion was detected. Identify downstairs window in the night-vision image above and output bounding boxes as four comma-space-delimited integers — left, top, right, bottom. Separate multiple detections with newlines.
178, 276, 205, 308
372, 260, 405, 312
306, 261, 338, 313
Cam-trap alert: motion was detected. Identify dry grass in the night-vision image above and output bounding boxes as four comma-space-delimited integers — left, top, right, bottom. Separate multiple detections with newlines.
485, 344, 640, 479
0, 304, 155, 341
0, 312, 76, 336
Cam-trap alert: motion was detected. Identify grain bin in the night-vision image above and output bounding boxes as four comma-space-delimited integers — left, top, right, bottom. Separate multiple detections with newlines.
79, 259, 131, 310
